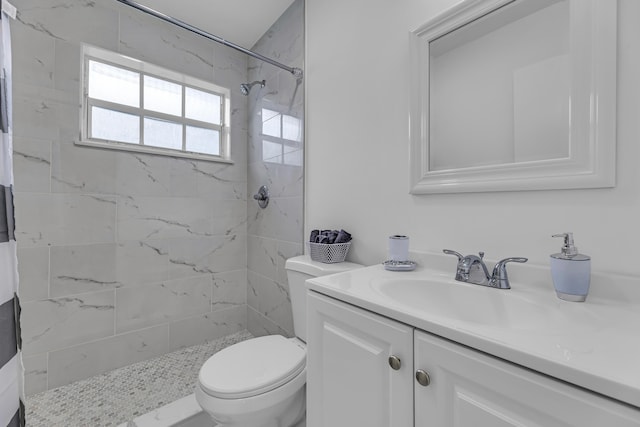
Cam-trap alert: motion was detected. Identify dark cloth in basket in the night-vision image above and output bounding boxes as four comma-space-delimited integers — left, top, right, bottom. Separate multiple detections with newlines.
334, 229, 352, 243
310, 229, 352, 244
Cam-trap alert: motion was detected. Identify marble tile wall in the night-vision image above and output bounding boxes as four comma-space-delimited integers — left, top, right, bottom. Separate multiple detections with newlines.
246, 0, 305, 338
12, 0, 250, 395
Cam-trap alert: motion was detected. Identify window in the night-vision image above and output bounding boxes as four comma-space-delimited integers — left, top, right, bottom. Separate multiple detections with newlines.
79, 45, 231, 162
261, 107, 303, 166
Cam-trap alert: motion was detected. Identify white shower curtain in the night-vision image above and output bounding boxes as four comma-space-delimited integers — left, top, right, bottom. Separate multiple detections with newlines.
0, 5, 23, 427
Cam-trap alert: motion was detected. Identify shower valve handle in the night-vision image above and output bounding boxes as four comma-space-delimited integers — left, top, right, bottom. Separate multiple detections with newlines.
253, 185, 269, 209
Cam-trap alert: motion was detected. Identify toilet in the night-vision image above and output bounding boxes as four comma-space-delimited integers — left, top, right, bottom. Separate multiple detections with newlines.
195, 254, 362, 427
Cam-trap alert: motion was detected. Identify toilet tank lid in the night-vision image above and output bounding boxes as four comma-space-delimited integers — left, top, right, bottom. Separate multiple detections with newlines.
285, 255, 363, 277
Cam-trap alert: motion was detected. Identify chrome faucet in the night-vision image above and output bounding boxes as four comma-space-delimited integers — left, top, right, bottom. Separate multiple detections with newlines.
443, 249, 528, 289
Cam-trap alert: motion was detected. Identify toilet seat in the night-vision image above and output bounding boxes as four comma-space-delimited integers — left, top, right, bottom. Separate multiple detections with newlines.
199, 335, 306, 399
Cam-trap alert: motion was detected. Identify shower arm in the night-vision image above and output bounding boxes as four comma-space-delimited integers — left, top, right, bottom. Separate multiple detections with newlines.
115, 0, 303, 80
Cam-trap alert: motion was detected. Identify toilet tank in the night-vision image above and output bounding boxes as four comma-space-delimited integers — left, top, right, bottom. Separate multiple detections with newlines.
285, 255, 363, 343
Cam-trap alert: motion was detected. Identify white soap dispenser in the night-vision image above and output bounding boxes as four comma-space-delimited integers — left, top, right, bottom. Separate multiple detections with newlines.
550, 233, 591, 302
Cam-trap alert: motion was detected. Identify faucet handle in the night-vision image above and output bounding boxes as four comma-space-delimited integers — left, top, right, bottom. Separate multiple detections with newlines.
443, 249, 463, 261
496, 257, 528, 264
490, 257, 528, 289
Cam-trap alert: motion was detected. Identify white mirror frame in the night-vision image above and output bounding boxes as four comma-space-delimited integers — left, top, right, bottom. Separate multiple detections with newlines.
409, 0, 617, 194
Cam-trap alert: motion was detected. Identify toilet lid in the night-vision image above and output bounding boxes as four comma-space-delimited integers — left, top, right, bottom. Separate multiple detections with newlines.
199, 335, 306, 399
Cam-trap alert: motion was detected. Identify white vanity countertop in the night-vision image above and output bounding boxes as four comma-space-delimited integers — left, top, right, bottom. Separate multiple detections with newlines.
306, 252, 640, 409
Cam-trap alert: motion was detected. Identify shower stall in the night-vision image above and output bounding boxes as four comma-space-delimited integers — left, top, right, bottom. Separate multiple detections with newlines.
10, 0, 304, 423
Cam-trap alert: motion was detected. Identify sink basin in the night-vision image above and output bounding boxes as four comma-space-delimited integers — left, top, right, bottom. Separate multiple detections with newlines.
371, 277, 553, 329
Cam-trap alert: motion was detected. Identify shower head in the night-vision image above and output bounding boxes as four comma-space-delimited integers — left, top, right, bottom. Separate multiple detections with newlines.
240, 80, 266, 96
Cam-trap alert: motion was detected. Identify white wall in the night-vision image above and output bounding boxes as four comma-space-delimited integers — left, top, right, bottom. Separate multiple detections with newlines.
305, 0, 640, 277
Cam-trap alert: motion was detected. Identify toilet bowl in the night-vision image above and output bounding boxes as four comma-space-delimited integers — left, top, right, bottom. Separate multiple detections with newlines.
196, 335, 306, 427
195, 255, 362, 427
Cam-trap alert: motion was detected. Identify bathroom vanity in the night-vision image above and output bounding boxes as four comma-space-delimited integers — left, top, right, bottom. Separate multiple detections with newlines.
305, 252, 640, 426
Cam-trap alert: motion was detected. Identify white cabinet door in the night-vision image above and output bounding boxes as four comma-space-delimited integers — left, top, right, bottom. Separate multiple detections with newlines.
414, 330, 640, 427
307, 291, 413, 427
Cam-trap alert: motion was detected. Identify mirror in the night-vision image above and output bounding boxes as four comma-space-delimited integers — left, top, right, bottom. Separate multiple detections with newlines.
409, 0, 617, 194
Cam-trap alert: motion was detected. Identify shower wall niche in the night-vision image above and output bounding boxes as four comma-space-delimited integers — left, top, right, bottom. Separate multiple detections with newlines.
12, 0, 303, 395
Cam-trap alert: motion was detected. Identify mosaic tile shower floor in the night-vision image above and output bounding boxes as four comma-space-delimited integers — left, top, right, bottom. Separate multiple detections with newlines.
25, 330, 254, 427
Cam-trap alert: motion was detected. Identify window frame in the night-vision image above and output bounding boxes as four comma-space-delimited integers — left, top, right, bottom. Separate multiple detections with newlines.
78, 45, 232, 164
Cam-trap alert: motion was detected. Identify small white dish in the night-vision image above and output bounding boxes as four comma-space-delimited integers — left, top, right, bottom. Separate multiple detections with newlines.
383, 260, 417, 271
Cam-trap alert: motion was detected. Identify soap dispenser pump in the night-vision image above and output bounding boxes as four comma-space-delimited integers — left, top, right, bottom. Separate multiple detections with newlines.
550, 233, 591, 302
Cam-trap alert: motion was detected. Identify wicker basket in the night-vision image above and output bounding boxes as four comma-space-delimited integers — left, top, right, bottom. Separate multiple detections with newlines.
308, 241, 351, 264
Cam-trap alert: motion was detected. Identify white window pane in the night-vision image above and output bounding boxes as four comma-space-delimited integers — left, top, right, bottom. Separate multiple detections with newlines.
282, 114, 302, 142
186, 126, 220, 156
284, 149, 303, 166
263, 140, 282, 163
88, 60, 139, 107
283, 143, 300, 155
91, 106, 139, 144
262, 108, 281, 138
144, 117, 182, 150
144, 75, 182, 116
185, 87, 220, 124
262, 108, 279, 122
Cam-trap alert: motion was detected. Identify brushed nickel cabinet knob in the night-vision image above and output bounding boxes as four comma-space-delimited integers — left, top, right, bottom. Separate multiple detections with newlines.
416, 369, 431, 386
388, 355, 401, 370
